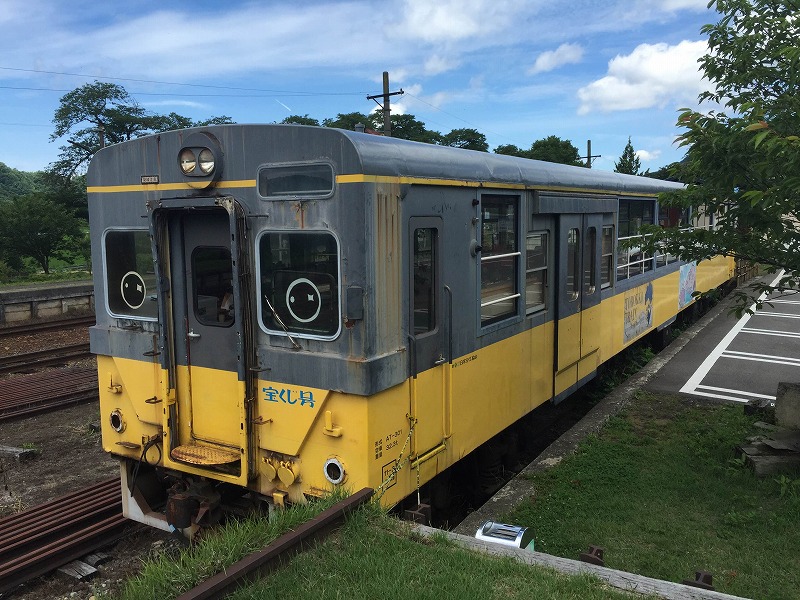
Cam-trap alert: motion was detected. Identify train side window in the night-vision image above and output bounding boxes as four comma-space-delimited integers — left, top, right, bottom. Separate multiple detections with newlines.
525, 232, 548, 313
566, 228, 580, 301
103, 229, 158, 320
601, 226, 614, 289
480, 195, 520, 326
258, 231, 340, 339
192, 247, 234, 327
258, 163, 334, 199
413, 228, 437, 334
618, 198, 655, 280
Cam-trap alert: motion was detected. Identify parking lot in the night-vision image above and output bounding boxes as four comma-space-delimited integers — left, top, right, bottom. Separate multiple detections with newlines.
647, 273, 800, 403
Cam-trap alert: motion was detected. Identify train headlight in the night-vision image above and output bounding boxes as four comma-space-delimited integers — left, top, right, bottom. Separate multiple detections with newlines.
198, 148, 215, 174
323, 457, 345, 485
179, 149, 196, 174
177, 132, 223, 189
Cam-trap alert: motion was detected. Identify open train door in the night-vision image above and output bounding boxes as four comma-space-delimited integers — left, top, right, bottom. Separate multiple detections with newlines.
554, 213, 602, 397
156, 201, 250, 485
408, 217, 449, 462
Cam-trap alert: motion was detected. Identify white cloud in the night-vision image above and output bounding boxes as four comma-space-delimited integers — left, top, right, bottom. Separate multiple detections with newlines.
528, 43, 584, 75
424, 55, 459, 76
577, 40, 709, 114
141, 99, 208, 109
635, 149, 661, 161
395, 0, 522, 43
650, 0, 708, 11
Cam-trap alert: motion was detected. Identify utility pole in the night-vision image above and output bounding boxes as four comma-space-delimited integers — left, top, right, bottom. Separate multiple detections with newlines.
367, 71, 403, 137
581, 139, 601, 168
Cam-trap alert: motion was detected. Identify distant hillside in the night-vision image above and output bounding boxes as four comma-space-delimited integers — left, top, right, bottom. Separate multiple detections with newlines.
0, 162, 44, 198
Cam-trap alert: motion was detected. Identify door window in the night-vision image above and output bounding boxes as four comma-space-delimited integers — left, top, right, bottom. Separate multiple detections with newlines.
192, 247, 234, 326
413, 228, 437, 334
566, 228, 580, 301
525, 232, 548, 313
585, 226, 597, 295
601, 226, 614, 288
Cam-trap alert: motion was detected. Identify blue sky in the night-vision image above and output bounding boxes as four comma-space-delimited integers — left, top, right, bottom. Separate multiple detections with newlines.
0, 0, 718, 174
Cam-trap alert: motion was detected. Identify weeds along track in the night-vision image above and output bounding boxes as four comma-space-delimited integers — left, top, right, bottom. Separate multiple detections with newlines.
0, 478, 127, 596
0, 368, 98, 421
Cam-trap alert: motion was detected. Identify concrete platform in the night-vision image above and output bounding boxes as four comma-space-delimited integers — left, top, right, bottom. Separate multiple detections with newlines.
0, 280, 94, 324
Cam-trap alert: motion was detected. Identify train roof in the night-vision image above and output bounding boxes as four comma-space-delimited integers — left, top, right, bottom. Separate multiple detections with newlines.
88, 123, 683, 197
334, 126, 683, 196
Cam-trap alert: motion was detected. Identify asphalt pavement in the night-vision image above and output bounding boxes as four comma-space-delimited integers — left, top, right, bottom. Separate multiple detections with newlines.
646, 272, 800, 403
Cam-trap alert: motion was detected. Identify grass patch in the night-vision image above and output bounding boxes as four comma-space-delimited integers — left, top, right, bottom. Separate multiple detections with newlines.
119, 499, 640, 600
119, 494, 349, 599
506, 391, 800, 600
228, 509, 638, 600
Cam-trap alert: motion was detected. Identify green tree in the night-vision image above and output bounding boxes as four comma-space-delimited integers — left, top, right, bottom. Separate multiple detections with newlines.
494, 144, 531, 158
641, 0, 800, 313
529, 135, 584, 166
322, 112, 376, 131
281, 115, 321, 126
614, 137, 641, 175
387, 114, 441, 143
50, 81, 234, 178
0, 162, 43, 197
440, 128, 488, 152
0, 194, 84, 274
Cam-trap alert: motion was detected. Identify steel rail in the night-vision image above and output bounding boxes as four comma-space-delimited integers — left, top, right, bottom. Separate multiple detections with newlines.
0, 368, 97, 421
0, 315, 95, 339
0, 478, 127, 596
0, 343, 92, 375
177, 488, 375, 600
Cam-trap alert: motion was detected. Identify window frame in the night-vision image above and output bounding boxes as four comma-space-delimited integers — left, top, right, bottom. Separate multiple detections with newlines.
479, 194, 522, 329
525, 230, 549, 314
412, 226, 439, 337
255, 229, 342, 341
102, 227, 159, 321
257, 161, 335, 201
191, 245, 235, 328
601, 224, 614, 289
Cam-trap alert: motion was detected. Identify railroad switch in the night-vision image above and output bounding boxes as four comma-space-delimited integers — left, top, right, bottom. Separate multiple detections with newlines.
403, 502, 431, 525
681, 570, 715, 591
578, 545, 605, 566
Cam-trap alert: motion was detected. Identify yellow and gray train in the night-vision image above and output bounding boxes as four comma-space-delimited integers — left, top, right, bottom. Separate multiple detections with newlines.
87, 124, 733, 534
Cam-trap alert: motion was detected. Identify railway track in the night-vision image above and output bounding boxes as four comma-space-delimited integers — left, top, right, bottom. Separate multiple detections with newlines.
0, 368, 98, 421
0, 315, 95, 340
0, 478, 128, 596
0, 343, 92, 376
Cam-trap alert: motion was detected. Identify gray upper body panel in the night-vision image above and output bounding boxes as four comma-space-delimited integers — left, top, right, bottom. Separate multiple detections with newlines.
88, 124, 681, 395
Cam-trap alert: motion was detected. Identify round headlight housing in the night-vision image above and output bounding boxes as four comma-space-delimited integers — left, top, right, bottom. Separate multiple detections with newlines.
179, 148, 196, 174
198, 148, 215, 174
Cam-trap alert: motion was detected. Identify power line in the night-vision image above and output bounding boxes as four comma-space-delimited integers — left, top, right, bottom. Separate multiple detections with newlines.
0, 65, 367, 97
0, 84, 360, 98
404, 91, 530, 149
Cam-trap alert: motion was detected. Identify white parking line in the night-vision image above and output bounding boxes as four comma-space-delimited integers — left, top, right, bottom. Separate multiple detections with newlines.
680, 272, 784, 402
741, 327, 800, 339
721, 349, 800, 367
695, 384, 776, 401
749, 311, 800, 319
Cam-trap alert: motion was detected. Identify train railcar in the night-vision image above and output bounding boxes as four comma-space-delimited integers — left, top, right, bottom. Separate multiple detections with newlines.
87, 124, 734, 534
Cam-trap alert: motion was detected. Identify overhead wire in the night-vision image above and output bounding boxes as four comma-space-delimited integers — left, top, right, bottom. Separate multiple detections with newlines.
0, 65, 368, 96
